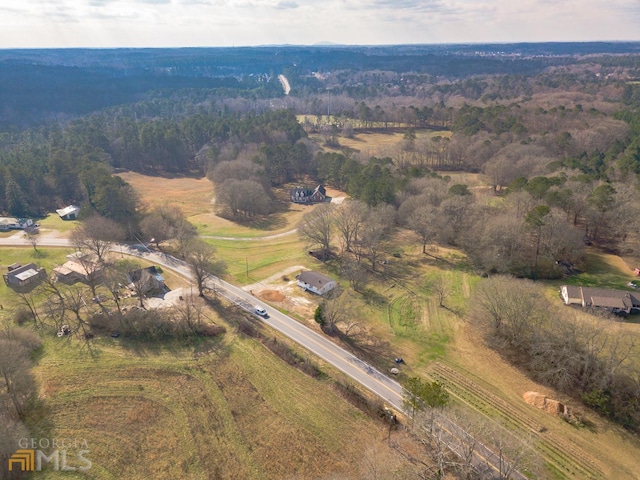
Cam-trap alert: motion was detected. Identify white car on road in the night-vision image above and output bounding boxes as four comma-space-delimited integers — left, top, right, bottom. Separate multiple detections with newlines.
254, 306, 268, 318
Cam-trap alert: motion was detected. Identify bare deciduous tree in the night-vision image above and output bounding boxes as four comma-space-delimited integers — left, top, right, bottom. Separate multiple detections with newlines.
140, 204, 192, 250
0, 332, 40, 420
334, 199, 368, 254
0, 412, 30, 480
298, 203, 335, 257
341, 258, 368, 292
184, 240, 227, 297
71, 214, 126, 263
319, 291, 350, 334
215, 179, 274, 218
172, 293, 207, 333
431, 275, 452, 308
15, 291, 42, 328
23, 228, 39, 252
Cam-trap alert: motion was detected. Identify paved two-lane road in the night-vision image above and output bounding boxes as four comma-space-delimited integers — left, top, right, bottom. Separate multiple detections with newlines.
0, 232, 524, 478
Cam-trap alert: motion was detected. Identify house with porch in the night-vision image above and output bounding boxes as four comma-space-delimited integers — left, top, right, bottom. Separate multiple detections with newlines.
290, 185, 327, 204
53, 252, 103, 285
0, 217, 33, 231
127, 266, 166, 296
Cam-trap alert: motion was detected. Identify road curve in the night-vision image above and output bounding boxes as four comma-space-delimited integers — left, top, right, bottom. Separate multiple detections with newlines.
200, 228, 298, 242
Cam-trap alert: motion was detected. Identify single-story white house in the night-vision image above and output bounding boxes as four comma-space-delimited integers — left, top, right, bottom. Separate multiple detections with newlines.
0, 217, 33, 231
560, 285, 640, 314
296, 271, 337, 296
56, 205, 81, 220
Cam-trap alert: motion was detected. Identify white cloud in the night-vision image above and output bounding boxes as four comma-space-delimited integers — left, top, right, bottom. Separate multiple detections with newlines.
0, 0, 637, 47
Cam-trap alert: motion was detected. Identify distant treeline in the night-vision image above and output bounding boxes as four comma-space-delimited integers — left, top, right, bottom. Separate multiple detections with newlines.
2, 43, 640, 128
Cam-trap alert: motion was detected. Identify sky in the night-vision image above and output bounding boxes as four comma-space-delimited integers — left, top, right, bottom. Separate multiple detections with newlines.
0, 0, 639, 48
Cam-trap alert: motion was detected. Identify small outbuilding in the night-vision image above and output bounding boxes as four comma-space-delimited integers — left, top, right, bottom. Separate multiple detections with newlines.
56, 205, 81, 221
296, 270, 336, 296
3, 263, 46, 290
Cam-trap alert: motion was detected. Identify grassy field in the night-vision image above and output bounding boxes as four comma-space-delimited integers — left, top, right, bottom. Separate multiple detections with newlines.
0, 246, 422, 478
37, 213, 78, 233
116, 172, 214, 219
205, 236, 308, 285
118, 165, 640, 478
23, 327, 402, 479
14, 115, 636, 480
118, 171, 317, 238
309, 129, 452, 157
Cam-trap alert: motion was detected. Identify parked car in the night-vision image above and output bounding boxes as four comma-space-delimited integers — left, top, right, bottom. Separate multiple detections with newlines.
254, 306, 268, 318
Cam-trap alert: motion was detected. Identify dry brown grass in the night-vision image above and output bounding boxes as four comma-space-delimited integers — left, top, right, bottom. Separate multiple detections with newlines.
31, 320, 421, 480
313, 129, 452, 156
117, 172, 214, 218
119, 171, 329, 238
114, 167, 640, 478
450, 323, 640, 479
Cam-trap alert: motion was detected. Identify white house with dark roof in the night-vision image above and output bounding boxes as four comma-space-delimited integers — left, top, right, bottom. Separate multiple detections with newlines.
0, 217, 33, 231
296, 270, 336, 296
560, 285, 640, 314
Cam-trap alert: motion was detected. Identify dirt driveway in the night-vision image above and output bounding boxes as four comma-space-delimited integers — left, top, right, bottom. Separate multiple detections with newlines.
243, 266, 318, 320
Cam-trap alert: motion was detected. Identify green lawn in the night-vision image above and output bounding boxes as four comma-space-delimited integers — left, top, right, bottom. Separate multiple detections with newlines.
546, 250, 636, 291
0, 247, 72, 316
38, 213, 78, 233
205, 235, 310, 285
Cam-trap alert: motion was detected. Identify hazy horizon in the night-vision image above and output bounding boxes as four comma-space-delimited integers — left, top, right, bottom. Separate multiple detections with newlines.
1, 1, 639, 49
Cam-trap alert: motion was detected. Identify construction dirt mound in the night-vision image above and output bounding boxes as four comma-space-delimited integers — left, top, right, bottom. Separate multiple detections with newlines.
523, 391, 572, 417
260, 290, 286, 302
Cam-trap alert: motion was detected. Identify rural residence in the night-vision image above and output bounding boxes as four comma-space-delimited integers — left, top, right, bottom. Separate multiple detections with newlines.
0, 217, 33, 231
56, 205, 81, 220
296, 271, 336, 296
54, 252, 103, 284
290, 185, 327, 204
127, 266, 166, 295
560, 285, 640, 315
3, 263, 46, 290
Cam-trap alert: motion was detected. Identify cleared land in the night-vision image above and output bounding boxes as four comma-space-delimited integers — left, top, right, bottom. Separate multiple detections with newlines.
26, 330, 404, 479
1, 249, 420, 479
119, 168, 640, 479
17, 153, 640, 480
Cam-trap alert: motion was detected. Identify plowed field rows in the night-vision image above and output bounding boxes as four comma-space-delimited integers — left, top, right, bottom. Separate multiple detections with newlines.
430, 363, 603, 479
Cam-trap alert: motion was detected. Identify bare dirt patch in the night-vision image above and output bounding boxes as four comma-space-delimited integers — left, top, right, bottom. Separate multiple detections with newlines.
245, 266, 318, 319
260, 289, 286, 302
